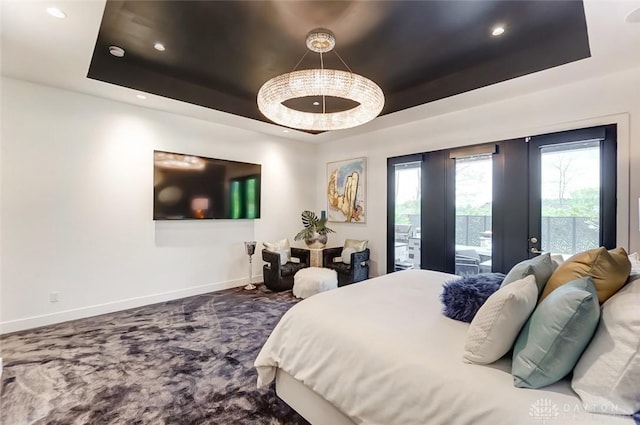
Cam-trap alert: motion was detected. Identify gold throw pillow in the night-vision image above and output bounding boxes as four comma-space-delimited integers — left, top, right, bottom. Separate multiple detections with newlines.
344, 239, 368, 252
540, 247, 631, 304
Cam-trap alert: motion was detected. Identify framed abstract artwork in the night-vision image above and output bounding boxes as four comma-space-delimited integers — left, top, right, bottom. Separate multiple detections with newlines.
327, 157, 366, 223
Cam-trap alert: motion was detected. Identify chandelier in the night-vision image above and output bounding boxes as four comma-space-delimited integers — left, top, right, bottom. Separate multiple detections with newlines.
257, 29, 385, 131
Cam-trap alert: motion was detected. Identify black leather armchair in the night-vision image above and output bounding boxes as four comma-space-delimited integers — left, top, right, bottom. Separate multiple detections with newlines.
262, 248, 310, 291
455, 249, 481, 277
455, 254, 480, 277
322, 247, 370, 286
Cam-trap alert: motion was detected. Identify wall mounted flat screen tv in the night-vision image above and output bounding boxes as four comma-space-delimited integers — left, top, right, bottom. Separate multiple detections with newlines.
153, 150, 261, 220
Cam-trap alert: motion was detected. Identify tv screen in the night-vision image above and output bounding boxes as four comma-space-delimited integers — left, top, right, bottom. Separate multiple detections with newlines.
153, 150, 261, 220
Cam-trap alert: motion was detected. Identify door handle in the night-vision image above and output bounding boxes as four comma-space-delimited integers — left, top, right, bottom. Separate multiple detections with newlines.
530, 247, 543, 254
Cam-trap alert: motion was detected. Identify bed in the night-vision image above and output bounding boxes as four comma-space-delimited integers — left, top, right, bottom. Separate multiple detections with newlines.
255, 269, 635, 425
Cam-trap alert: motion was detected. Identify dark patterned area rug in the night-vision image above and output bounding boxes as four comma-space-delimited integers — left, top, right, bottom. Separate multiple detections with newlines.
0, 285, 309, 425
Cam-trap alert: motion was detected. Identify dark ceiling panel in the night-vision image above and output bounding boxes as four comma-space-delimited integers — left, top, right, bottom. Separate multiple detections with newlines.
88, 0, 590, 131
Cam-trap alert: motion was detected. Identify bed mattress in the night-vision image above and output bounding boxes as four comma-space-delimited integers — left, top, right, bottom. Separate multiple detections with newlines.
255, 269, 633, 425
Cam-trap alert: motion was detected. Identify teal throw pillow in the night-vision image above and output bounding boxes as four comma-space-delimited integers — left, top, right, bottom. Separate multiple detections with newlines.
511, 276, 600, 389
500, 253, 555, 294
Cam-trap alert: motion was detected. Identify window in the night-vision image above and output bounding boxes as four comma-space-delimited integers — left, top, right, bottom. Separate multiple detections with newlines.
455, 154, 493, 276
387, 124, 617, 274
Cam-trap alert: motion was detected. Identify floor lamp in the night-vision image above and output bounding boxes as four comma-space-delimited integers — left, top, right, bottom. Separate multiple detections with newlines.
244, 241, 257, 290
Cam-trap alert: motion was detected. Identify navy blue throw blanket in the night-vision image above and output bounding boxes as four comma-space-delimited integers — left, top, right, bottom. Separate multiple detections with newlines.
441, 273, 505, 322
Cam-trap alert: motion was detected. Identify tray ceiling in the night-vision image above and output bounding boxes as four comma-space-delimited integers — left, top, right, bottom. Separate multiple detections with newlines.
87, 1, 591, 132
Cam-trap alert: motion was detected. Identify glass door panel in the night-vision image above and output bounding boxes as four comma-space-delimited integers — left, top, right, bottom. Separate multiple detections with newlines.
387, 125, 614, 275
536, 141, 601, 258
454, 154, 492, 276
393, 162, 421, 270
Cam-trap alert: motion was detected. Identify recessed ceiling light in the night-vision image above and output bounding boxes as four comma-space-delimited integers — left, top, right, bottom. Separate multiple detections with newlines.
154, 42, 166, 52
109, 45, 125, 57
626, 7, 640, 23
313, 101, 320, 106
46, 7, 66, 18
492, 26, 505, 36
283, 129, 289, 133
136, 94, 147, 100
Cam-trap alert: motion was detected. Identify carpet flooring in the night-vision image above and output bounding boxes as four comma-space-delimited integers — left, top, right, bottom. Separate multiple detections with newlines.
0, 285, 309, 425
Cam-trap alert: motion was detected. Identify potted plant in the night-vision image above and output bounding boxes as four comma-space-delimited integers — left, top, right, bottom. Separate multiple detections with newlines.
294, 210, 335, 249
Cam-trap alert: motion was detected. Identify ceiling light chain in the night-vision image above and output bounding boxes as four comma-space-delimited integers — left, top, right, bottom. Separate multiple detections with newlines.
333, 49, 353, 73
257, 28, 384, 131
320, 51, 326, 114
291, 50, 310, 72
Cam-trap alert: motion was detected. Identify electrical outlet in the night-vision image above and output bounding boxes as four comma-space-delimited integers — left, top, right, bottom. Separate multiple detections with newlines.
49, 291, 60, 303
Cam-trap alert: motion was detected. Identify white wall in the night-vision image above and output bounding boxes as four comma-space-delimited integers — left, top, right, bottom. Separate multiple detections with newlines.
0, 78, 316, 333
317, 66, 640, 277
3, 66, 639, 333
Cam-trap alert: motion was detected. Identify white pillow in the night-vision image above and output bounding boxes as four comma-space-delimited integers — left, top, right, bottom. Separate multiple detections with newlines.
571, 278, 640, 415
551, 254, 565, 268
263, 238, 291, 266
341, 247, 356, 264
344, 239, 368, 252
463, 275, 538, 365
629, 252, 640, 274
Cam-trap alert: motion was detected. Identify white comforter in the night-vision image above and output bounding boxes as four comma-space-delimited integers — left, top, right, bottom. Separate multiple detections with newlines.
255, 269, 633, 425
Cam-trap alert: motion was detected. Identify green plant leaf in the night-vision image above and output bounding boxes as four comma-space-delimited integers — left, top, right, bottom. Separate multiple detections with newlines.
294, 227, 315, 241
301, 210, 318, 228
316, 219, 335, 234
296, 210, 334, 239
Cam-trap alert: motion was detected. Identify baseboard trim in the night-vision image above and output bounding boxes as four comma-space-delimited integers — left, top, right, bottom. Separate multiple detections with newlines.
0, 275, 264, 335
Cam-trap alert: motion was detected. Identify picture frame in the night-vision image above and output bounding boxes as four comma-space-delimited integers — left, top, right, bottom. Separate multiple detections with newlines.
326, 157, 366, 223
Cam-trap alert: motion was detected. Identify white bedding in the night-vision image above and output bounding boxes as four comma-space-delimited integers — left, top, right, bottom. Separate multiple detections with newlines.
255, 269, 634, 425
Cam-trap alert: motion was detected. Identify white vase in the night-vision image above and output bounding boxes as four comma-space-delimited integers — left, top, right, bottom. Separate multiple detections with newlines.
305, 232, 328, 249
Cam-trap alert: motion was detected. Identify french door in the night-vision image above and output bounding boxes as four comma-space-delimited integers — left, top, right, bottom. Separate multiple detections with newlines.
451, 146, 496, 277
387, 125, 617, 274
387, 155, 423, 272
526, 126, 617, 260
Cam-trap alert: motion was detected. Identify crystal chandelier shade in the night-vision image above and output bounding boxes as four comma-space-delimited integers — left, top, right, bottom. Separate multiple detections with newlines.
257, 30, 384, 131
